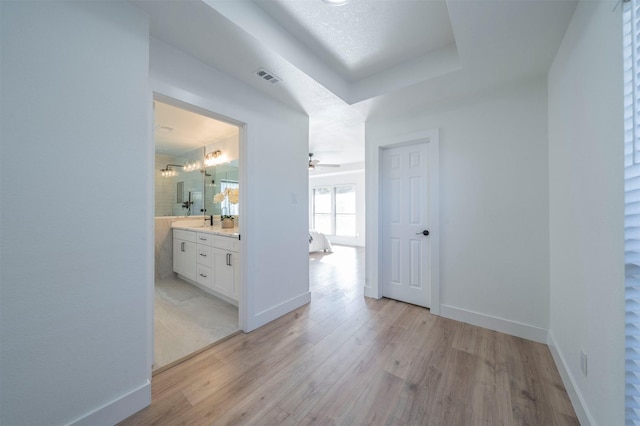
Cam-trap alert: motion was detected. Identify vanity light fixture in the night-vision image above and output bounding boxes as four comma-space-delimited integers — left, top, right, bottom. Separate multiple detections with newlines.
204, 150, 225, 166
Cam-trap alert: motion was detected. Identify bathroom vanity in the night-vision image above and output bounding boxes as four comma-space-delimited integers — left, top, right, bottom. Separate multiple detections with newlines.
172, 223, 240, 304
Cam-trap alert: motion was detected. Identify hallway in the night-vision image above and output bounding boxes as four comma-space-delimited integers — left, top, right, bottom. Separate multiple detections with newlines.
121, 245, 577, 425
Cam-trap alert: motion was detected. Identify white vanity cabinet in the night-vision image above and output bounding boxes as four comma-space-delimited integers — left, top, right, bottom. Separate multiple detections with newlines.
173, 229, 197, 281
198, 232, 240, 301
196, 244, 213, 289
173, 228, 240, 303
211, 240, 240, 301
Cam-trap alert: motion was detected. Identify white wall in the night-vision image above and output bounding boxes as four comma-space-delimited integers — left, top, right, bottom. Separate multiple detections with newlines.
309, 169, 365, 247
0, 2, 151, 425
150, 38, 311, 331
366, 77, 550, 341
547, 1, 625, 424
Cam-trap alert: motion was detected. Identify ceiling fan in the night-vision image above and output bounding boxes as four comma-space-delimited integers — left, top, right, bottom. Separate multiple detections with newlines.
309, 153, 340, 170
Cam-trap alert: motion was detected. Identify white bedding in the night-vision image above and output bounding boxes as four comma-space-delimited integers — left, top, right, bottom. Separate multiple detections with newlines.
309, 230, 333, 253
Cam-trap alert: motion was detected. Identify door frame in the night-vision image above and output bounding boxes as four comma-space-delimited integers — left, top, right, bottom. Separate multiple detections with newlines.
365, 129, 440, 314
148, 92, 248, 374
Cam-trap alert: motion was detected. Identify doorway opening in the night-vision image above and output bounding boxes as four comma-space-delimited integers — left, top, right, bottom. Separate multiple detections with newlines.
152, 95, 243, 372
308, 167, 366, 302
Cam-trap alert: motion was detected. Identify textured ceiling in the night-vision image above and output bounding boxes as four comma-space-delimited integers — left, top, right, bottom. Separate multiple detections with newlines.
136, 0, 578, 168
254, 0, 456, 82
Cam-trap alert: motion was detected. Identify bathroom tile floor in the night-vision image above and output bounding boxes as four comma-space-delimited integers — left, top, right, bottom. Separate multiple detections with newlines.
154, 276, 238, 371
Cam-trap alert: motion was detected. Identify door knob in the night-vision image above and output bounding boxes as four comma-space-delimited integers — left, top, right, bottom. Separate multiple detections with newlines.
416, 230, 430, 236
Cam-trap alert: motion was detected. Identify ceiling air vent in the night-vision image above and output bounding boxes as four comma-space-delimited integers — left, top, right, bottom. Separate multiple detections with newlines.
255, 68, 281, 84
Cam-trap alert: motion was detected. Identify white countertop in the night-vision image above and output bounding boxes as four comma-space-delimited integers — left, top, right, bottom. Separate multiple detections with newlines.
171, 223, 240, 239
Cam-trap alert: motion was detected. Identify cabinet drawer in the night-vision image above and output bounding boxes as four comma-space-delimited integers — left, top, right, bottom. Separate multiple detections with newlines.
196, 264, 213, 288
214, 235, 240, 252
197, 245, 213, 267
196, 232, 214, 246
174, 229, 196, 243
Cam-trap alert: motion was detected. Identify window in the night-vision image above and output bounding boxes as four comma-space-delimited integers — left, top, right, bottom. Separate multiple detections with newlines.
312, 185, 356, 237
221, 179, 239, 216
624, 1, 640, 423
313, 187, 332, 235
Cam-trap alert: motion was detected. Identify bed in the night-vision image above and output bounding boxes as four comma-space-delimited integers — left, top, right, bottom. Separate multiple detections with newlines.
309, 230, 333, 253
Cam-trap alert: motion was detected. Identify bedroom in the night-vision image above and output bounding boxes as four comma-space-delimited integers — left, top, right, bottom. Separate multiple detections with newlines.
309, 164, 365, 251
308, 163, 365, 293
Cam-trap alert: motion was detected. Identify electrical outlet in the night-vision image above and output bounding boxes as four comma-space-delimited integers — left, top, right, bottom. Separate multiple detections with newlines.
291, 192, 298, 204
580, 350, 588, 377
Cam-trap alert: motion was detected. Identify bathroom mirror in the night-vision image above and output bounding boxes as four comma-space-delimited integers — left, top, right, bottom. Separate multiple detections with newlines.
155, 146, 205, 217
205, 161, 239, 216
154, 99, 240, 218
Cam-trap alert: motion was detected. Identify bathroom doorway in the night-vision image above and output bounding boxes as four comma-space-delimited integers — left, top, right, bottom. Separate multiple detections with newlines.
152, 96, 243, 372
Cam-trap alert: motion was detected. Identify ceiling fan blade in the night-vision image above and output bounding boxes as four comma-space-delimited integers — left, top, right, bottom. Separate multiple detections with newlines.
308, 153, 339, 169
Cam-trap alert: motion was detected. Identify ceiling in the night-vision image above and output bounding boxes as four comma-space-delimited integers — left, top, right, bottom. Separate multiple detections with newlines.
154, 101, 239, 157
135, 0, 578, 167
254, 0, 456, 83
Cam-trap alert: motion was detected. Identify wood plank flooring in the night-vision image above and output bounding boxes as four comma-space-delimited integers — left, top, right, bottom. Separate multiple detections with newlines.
120, 245, 578, 425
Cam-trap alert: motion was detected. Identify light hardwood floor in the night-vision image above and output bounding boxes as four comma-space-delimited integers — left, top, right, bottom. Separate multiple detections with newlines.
121, 245, 578, 425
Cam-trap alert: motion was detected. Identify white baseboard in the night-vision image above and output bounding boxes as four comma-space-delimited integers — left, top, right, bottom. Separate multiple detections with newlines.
363, 285, 379, 299
69, 380, 151, 426
547, 331, 595, 426
249, 291, 311, 332
177, 274, 239, 307
439, 304, 548, 343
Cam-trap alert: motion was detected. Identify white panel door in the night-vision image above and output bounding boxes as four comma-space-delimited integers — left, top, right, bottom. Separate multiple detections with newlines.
381, 143, 431, 307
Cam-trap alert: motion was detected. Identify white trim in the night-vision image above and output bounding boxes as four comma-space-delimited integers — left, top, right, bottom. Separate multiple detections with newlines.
146, 93, 155, 381
237, 123, 248, 332
151, 91, 248, 333
175, 274, 239, 307
363, 285, 377, 299
439, 304, 548, 344
365, 129, 440, 313
249, 291, 312, 332
429, 135, 440, 315
547, 331, 595, 426
68, 380, 151, 426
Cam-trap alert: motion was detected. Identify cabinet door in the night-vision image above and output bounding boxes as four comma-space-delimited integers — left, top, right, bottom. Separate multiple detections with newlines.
212, 248, 235, 300
232, 252, 240, 301
173, 238, 196, 281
